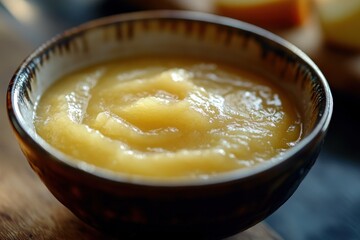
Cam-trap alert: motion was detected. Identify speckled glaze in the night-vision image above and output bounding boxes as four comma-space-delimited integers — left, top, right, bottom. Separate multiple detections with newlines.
7, 11, 332, 239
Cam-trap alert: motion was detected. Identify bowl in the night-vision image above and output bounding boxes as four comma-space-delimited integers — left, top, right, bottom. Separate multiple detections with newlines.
7, 10, 333, 239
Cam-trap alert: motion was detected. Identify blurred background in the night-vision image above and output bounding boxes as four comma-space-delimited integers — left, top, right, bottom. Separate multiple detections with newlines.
0, 0, 359, 239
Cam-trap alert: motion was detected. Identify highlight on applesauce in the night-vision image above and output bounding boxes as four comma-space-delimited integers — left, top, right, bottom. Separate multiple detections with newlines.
34, 56, 303, 179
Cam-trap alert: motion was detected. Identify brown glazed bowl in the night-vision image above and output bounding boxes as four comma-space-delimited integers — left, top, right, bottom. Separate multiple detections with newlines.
7, 11, 332, 239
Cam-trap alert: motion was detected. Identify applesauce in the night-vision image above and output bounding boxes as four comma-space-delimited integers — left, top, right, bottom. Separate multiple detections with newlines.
34, 57, 302, 178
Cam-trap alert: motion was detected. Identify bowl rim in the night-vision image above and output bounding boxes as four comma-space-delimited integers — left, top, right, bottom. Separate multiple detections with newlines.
7, 10, 333, 187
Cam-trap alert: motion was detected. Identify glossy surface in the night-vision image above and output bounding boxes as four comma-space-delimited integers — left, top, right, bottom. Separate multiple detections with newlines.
35, 57, 302, 178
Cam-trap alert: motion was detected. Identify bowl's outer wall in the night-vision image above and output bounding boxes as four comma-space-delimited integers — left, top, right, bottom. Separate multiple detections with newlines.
7, 11, 332, 238
15, 129, 324, 237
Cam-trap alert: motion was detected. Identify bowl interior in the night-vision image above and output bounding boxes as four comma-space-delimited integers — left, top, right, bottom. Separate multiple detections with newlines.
8, 11, 332, 184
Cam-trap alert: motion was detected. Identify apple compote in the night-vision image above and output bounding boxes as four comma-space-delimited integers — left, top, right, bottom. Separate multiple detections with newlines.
34, 57, 302, 178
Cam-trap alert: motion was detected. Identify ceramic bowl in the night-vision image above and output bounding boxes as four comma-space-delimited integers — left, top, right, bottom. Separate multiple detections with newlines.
7, 11, 333, 239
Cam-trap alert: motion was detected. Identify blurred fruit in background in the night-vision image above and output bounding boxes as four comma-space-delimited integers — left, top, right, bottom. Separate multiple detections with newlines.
214, 0, 312, 29
316, 0, 360, 51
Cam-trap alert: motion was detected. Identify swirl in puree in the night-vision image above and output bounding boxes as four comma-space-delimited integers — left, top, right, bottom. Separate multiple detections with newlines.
34, 57, 302, 178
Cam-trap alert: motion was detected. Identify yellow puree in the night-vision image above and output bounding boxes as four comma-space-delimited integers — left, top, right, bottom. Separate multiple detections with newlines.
34, 57, 302, 178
